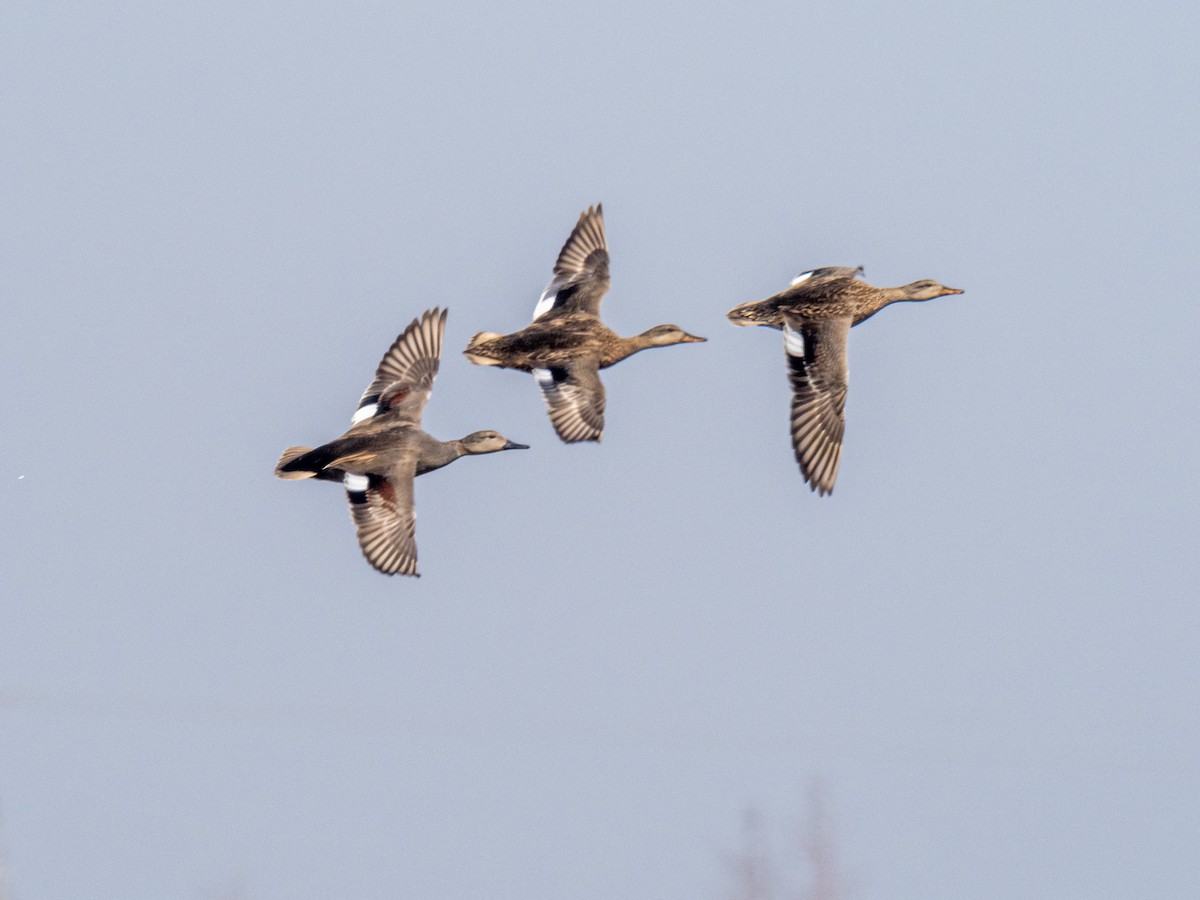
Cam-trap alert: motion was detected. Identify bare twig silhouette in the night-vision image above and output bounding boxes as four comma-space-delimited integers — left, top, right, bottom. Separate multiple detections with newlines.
724, 783, 853, 900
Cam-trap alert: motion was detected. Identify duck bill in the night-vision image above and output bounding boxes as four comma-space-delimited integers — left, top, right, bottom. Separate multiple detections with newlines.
503, 441, 530, 450
680, 334, 707, 343
941, 287, 965, 296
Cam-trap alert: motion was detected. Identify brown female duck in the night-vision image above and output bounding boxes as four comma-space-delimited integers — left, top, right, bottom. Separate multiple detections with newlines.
464, 205, 706, 442
727, 268, 963, 495
276, 308, 528, 576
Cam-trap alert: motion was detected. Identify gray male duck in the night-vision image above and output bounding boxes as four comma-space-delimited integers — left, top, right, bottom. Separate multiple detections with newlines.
275, 308, 528, 576
727, 267, 963, 495
464, 205, 706, 442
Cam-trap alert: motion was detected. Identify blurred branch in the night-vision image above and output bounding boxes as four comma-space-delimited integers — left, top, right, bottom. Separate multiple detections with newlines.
723, 783, 853, 900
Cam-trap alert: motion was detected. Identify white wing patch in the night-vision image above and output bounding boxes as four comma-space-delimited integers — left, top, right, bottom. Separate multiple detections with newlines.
789, 271, 815, 287
531, 285, 558, 322
783, 320, 808, 358
532, 367, 554, 389
350, 403, 378, 424
344, 473, 369, 493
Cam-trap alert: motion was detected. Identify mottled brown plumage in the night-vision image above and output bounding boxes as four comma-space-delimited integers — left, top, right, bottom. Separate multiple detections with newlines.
466, 313, 705, 371
727, 269, 963, 495
464, 205, 706, 443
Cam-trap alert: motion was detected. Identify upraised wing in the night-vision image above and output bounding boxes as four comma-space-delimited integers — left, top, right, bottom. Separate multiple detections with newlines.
788, 265, 864, 288
531, 205, 611, 321
352, 307, 447, 426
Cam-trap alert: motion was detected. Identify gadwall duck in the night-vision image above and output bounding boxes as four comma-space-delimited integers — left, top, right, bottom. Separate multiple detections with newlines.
275, 308, 528, 576
464, 205, 706, 442
727, 268, 963, 495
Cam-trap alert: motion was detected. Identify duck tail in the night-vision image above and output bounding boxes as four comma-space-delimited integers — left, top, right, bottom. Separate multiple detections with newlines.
725, 300, 762, 326
275, 446, 319, 479
463, 332, 504, 366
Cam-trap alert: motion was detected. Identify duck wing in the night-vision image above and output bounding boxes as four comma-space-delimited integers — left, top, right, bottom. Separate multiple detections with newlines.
782, 313, 850, 496
788, 265, 863, 288
352, 307, 446, 426
532, 361, 606, 443
345, 457, 419, 576
531, 205, 611, 321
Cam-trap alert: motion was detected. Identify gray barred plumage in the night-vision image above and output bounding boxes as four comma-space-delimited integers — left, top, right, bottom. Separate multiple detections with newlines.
275, 308, 528, 576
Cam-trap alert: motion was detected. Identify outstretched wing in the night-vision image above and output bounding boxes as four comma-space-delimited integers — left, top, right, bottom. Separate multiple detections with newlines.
531, 205, 611, 321
352, 308, 447, 426
783, 314, 851, 496
532, 362, 606, 443
344, 459, 419, 576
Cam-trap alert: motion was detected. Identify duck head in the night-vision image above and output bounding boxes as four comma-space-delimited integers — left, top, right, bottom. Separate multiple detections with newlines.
638, 324, 708, 346
461, 430, 530, 454
899, 280, 964, 301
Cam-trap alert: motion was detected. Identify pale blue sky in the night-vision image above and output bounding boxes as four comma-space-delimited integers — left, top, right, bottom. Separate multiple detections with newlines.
3, 1, 1198, 898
